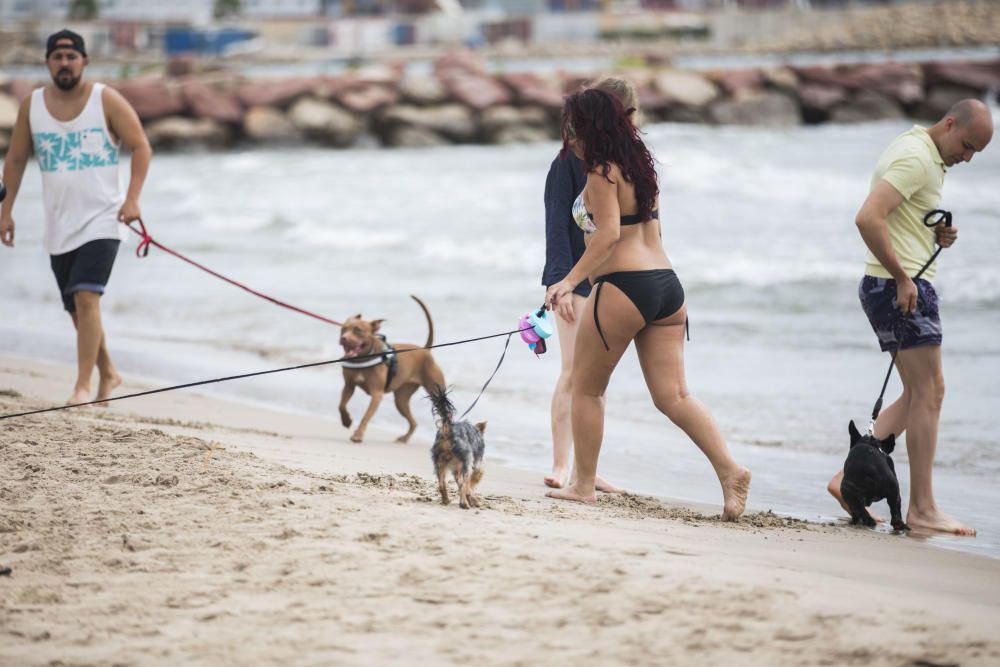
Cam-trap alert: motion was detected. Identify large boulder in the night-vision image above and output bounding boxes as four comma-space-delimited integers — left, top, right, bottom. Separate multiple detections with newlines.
242, 106, 299, 142
0, 93, 18, 132
112, 78, 186, 122
145, 116, 231, 149
830, 91, 905, 123
797, 83, 848, 123
237, 78, 322, 109
383, 126, 450, 148
850, 63, 924, 106
710, 90, 801, 127
481, 105, 548, 143
443, 74, 511, 111
761, 67, 798, 93
336, 84, 398, 114
288, 97, 362, 147
489, 125, 552, 145
181, 79, 242, 124
912, 84, 983, 121
653, 70, 719, 109
379, 104, 477, 143
708, 68, 764, 96
397, 76, 448, 106
498, 73, 565, 111
433, 50, 488, 77
922, 60, 1000, 93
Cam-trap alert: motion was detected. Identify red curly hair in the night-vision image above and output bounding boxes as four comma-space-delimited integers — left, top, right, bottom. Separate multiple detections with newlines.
560, 88, 659, 222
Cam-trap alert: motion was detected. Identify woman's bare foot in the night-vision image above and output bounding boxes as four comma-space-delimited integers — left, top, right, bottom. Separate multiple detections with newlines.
720, 467, 751, 521
827, 473, 884, 523
907, 507, 976, 536
546, 483, 597, 503
96, 373, 123, 406
595, 475, 624, 494
66, 387, 90, 406
544, 467, 569, 489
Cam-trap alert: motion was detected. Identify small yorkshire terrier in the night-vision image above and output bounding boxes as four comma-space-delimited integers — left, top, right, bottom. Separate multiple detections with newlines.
428, 385, 486, 509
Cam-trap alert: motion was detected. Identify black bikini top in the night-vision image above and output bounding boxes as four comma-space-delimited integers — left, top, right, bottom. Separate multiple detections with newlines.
620, 210, 659, 225
573, 192, 659, 234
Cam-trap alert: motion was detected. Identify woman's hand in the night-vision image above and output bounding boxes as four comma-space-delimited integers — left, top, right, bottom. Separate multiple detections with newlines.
546, 279, 577, 323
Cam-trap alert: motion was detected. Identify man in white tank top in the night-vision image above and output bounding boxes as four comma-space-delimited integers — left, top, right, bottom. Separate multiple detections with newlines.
1, 29, 152, 407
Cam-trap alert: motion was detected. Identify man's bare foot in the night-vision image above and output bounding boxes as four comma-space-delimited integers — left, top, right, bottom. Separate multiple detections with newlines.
544, 468, 568, 489
546, 483, 597, 503
95, 373, 122, 406
720, 467, 751, 521
827, 472, 884, 523
907, 507, 976, 536
66, 387, 90, 406
595, 475, 624, 494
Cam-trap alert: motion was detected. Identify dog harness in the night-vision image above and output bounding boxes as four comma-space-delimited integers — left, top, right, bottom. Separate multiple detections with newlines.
341, 334, 398, 391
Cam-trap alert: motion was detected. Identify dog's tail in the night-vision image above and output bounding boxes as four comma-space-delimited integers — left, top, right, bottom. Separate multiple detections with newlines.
410, 295, 434, 348
427, 384, 454, 438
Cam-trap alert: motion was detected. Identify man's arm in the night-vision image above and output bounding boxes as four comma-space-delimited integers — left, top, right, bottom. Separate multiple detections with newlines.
103, 87, 151, 224
855, 179, 918, 314
1, 96, 35, 247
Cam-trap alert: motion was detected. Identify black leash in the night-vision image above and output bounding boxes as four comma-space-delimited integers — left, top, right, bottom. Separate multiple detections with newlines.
0, 325, 535, 422
868, 209, 952, 432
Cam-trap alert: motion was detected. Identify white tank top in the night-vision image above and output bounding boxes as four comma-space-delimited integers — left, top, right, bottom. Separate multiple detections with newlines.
30, 83, 125, 255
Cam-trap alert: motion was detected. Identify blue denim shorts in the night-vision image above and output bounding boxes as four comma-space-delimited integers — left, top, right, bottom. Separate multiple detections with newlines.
859, 276, 942, 352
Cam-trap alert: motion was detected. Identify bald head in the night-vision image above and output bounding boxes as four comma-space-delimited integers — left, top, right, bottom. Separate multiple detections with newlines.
930, 98, 993, 166
946, 98, 992, 129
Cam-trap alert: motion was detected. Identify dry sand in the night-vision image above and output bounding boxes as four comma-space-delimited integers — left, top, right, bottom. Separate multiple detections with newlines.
2, 354, 999, 667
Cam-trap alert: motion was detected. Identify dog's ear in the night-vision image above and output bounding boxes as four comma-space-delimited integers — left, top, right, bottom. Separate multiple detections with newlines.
370, 319, 384, 333
475, 420, 487, 435
879, 433, 896, 454
848, 420, 862, 449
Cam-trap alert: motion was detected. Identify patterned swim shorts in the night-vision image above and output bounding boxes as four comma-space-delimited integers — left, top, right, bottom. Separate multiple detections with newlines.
859, 276, 942, 352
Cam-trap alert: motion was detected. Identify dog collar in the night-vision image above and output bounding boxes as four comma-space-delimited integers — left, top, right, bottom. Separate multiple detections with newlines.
342, 334, 396, 369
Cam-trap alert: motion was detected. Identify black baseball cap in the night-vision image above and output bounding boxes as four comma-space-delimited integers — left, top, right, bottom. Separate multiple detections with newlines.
46, 29, 87, 59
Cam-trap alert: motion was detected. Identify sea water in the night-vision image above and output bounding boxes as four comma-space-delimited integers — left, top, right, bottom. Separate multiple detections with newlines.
3, 117, 999, 557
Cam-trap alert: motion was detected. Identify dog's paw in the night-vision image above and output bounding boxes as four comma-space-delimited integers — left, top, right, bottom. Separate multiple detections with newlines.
892, 521, 910, 532
350, 431, 364, 443
340, 413, 352, 428
395, 434, 411, 444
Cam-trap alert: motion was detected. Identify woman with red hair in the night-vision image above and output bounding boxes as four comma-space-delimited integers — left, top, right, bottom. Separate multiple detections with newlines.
544, 89, 751, 520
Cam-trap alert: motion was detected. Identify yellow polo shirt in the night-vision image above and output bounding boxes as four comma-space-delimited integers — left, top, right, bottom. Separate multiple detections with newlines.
864, 125, 946, 281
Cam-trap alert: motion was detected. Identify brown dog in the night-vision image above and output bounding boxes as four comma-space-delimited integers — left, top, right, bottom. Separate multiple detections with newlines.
339, 295, 445, 443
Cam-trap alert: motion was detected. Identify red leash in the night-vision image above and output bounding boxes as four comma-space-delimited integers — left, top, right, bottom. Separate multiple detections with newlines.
125, 218, 343, 327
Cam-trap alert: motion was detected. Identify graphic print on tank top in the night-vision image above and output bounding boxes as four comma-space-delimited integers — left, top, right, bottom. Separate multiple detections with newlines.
32, 127, 118, 173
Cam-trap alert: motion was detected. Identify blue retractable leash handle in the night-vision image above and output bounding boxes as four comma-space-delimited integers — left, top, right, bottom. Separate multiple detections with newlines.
869, 208, 952, 431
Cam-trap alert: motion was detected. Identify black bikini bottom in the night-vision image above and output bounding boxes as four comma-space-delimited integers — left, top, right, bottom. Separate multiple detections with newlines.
592, 269, 685, 351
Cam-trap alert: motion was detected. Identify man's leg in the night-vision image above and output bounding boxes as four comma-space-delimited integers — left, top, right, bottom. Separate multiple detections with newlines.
895, 345, 974, 535
68, 290, 115, 405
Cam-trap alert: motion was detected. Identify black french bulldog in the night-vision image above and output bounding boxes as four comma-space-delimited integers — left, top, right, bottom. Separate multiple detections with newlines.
840, 420, 909, 532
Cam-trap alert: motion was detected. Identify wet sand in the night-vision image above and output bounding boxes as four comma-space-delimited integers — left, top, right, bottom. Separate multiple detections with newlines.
2, 354, 999, 666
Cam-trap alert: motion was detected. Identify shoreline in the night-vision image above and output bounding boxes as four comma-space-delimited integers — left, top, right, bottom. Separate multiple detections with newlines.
3, 353, 1000, 665
3, 350, 995, 559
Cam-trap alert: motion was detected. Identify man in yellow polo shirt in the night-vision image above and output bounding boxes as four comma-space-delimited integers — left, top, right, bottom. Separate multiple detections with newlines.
828, 99, 993, 536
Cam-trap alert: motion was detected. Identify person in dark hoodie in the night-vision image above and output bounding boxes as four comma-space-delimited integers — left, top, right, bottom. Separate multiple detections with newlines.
541, 77, 639, 493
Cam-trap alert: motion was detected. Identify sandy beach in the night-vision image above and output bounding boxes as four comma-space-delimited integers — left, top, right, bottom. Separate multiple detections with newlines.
2, 353, 999, 667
